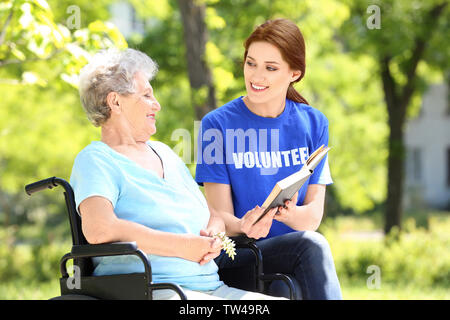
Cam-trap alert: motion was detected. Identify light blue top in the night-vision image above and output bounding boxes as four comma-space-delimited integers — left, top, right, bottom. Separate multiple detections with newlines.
70, 140, 223, 291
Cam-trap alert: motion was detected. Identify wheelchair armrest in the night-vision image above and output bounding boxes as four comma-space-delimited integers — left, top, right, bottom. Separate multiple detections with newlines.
60, 242, 152, 282
230, 235, 262, 262
71, 242, 139, 257
60, 242, 188, 300
230, 234, 256, 247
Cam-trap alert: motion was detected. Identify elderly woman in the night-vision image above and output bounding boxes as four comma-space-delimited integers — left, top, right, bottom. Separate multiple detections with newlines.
70, 48, 280, 300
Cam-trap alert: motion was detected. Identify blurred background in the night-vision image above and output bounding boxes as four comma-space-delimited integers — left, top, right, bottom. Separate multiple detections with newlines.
0, 0, 449, 299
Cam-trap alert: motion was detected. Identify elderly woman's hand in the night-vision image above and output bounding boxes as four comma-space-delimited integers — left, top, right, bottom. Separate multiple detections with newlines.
199, 229, 223, 265
183, 233, 222, 265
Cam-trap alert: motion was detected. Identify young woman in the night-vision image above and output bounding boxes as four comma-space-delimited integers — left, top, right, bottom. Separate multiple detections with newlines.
195, 19, 342, 300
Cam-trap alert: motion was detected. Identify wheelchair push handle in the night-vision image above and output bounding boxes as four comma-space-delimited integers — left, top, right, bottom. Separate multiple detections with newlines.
25, 177, 58, 195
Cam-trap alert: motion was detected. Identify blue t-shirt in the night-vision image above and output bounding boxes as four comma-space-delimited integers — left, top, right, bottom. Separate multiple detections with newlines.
195, 97, 332, 239
70, 140, 223, 291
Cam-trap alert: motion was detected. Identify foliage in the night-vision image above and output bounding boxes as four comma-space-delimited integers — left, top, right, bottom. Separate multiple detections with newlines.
320, 213, 450, 289
0, 226, 70, 284
0, 0, 126, 229
339, 0, 450, 76
0, 0, 127, 86
0, 0, 126, 190
0, 82, 98, 193
337, 0, 449, 228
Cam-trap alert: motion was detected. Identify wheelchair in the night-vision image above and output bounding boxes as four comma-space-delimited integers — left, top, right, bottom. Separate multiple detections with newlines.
25, 176, 299, 300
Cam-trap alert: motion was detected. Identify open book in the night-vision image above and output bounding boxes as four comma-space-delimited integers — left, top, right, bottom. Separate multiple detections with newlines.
253, 145, 331, 225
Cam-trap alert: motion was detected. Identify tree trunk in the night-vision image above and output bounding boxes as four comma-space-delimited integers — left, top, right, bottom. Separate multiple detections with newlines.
381, 56, 407, 234
385, 108, 406, 234
380, 3, 447, 235
178, 0, 217, 120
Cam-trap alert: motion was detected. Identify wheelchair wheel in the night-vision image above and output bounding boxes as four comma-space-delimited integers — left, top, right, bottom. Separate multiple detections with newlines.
50, 294, 98, 300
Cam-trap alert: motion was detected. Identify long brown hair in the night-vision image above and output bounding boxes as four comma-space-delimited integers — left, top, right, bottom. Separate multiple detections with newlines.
244, 19, 309, 105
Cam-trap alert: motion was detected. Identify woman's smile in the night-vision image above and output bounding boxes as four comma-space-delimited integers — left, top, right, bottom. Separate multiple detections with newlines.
250, 82, 269, 92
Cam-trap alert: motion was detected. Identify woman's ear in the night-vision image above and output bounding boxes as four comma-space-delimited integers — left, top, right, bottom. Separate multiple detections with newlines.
106, 92, 121, 114
291, 70, 302, 83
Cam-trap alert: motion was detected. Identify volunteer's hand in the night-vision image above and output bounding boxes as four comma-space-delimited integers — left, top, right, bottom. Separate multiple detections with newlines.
274, 192, 299, 223
240, 206, 278, 239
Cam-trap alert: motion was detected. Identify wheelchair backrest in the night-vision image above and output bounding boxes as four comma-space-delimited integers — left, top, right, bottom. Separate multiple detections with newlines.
26, 177, 94, 276
57, 178, 94, 276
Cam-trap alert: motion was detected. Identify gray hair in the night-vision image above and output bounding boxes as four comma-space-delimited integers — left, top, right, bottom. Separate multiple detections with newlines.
78, 48, 158, 127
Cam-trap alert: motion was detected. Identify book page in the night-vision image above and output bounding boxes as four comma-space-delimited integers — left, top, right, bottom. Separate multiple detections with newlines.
306, 145, 330, 171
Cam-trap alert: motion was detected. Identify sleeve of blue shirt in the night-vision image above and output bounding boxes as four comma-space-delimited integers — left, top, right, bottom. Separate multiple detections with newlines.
70, 149, 120, 215
309, 122, 333, 185
195, 115, 230, 186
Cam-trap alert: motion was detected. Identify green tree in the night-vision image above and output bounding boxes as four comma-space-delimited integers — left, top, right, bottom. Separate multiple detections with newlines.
178, 0, 217, 119
0, 0, 126, 85
0, 0, 126, 227
338, 0, 449, 233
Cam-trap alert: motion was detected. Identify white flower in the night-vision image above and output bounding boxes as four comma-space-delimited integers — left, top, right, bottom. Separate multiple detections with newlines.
214, 232, 236, 260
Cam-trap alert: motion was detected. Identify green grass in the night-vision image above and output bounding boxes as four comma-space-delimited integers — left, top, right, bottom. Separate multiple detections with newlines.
0, 280, 60, 300
3, 279, 449, 300
340, 279, 450, 300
